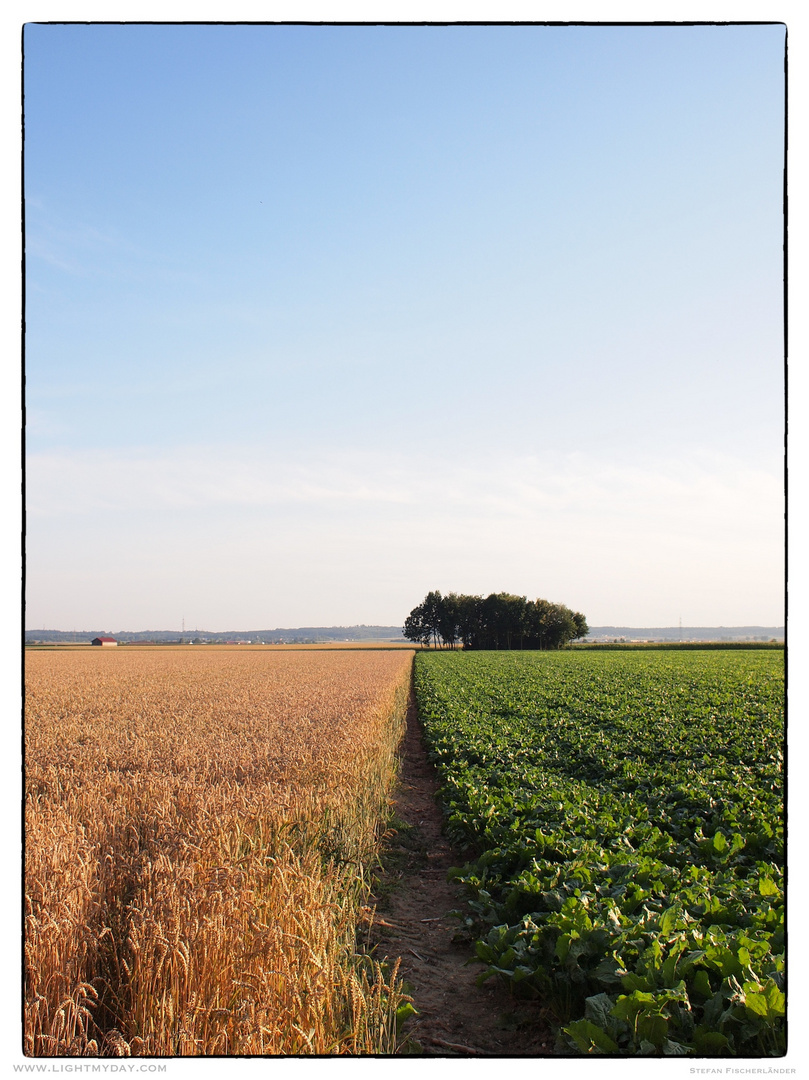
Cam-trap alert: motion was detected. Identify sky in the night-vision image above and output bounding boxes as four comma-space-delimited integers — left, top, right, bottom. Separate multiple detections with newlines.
22, 20, 787, 631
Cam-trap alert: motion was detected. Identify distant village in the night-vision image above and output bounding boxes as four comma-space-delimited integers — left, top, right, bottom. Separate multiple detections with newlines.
25, 624, 785, 647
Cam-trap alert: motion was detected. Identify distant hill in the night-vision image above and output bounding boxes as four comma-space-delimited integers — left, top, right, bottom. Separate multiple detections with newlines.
585, 626, 784, 643
24, 625, 407, 644
25, 624, 785, 645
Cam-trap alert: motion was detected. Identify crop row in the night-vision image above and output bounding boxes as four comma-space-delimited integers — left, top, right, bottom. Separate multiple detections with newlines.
414, 649, 784, 1056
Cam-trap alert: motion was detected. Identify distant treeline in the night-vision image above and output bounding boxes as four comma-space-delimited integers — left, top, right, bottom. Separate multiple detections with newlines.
403, 591, 588, 650
586, 625, 784, 642
572, 641, 784, 651
25, 625, 405, 645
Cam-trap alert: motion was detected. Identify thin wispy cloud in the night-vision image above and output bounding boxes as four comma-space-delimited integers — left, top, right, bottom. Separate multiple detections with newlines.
26, 444, 782, 536
24, 445, 783, 629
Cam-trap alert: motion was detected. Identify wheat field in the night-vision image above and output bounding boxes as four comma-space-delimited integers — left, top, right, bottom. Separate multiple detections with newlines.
25, 646, 414, 1056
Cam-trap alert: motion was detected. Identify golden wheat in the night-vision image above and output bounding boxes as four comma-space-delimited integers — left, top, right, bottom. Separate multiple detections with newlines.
25, 647, 413, 1056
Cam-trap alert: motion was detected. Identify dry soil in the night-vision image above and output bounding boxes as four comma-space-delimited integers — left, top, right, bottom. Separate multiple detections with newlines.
366, 693, 557, 1056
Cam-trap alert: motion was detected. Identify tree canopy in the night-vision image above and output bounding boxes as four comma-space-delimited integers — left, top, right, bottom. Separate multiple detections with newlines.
403, 591, 588, 650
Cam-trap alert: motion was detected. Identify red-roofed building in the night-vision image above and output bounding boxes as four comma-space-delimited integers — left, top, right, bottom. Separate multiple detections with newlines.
91, 636, 117, 646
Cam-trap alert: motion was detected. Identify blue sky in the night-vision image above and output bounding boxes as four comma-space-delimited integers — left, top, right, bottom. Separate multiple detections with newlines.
23, 22, 786, 631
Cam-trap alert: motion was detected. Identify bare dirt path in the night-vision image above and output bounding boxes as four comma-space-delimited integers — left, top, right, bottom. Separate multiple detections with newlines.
366, 692, 556, 1056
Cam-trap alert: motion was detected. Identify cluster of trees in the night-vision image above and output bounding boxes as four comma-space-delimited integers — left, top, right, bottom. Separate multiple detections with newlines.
403, 591, 589, 650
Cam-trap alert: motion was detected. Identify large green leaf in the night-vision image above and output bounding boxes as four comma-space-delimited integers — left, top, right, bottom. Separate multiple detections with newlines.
563, 1019, 619, 1054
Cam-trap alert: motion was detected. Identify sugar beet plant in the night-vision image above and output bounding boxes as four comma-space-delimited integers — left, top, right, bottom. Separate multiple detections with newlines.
415, 650, 784, 1056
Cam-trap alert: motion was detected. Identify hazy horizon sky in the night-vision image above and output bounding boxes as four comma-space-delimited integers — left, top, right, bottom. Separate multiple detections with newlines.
24, 22, 786, 632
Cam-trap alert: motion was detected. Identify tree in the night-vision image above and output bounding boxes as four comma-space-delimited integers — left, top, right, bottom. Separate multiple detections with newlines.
455, 593, 484, 649
437, 592, 462, 649
572, 612, 589, 641
422, 590, 445, 648
481, 593, 528, 649
403, 590, 447, 648
525, 599, 581, 649
403, 604, 431, 646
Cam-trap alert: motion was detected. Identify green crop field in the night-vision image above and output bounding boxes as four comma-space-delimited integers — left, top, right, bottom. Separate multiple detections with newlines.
414, 649, 784, 1056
